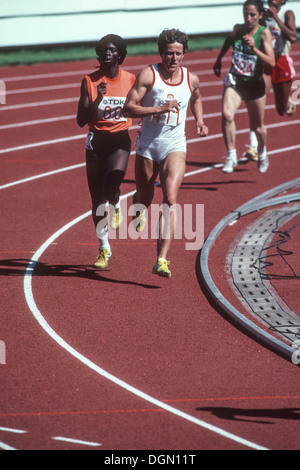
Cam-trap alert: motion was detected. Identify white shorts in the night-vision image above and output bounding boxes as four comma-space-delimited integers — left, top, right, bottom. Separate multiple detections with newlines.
135, 132, 187, 163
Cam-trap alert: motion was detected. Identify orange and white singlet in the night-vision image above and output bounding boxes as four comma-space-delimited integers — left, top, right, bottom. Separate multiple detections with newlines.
85, 68, 135, 133
140, 64, 193, 140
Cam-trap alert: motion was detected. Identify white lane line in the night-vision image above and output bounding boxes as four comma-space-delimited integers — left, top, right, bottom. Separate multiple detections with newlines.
0, 56, 233, 83
0, 97, 78, 111
3, 53, 300, 82
23, 174, 269, 451
5, 83, 81, 95
3, 69, 299, 96
0, 94, 223, 113
1, 116, 299, 157
0, 426, 27, 434
0, 441, 17, 450
0, 103, 277, 131
0, 163, 86, 190
1, 78, 221, 97
1, 139, 300, 192
0, 134, 85, 155
52, 436, 102, 447
0, 114, 75, 130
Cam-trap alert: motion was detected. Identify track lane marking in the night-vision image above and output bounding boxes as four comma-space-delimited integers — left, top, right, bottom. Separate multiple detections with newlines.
0, 441, 17, 451
23, 182, 270, 451
20, 137, 300, 449
0, 103, 277, 130
52, 436, 101, 447
0, 426, 27, 434
1, 116, 299, 157
1, 59, 298, 448
1, 126, 300, 191
2, 52, 300, 82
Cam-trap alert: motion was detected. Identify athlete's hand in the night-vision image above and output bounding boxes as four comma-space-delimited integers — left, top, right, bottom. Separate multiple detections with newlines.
160, 99, 179, 113
197, 123, 208, 137
97, 81, 107, 98
213, 58, 222, 77
243, 35, 255, 50
268, 6, 277, 19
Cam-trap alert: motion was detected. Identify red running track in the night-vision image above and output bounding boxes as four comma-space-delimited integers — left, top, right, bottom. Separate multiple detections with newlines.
0, 47, 300, 451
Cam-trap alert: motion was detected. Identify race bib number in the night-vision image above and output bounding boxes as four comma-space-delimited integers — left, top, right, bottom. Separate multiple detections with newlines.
231, 51, 257, 77
271, 31, 284, 55
151, 110, 180, 127
150, 100, 180, 127
98, 96, 127, 122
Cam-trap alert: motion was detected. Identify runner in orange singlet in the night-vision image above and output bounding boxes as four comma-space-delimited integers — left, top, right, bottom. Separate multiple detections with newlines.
77, 35, 135, 269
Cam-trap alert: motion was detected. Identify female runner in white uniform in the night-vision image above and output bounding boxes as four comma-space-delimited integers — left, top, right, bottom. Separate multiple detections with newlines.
124, 28, 208, 278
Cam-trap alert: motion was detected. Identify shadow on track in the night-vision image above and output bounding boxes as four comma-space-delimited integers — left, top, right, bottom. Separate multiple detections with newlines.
196, 406, 300, 424
0, 258, 160, 289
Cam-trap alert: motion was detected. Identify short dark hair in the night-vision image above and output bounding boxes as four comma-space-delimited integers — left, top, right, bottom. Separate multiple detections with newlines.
157, 28, 189, 55
95, 34, 127, 64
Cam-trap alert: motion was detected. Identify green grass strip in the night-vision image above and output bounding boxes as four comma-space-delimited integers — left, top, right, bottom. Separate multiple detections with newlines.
0, 35, 227, 67
1, 33, 299, 67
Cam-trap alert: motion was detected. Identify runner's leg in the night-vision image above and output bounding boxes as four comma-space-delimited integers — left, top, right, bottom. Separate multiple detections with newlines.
134, 154, 158, 208
273, 80, 293, 116
245, 95, 267, 154
157, 151, 186, 260
222, 86, 242, 151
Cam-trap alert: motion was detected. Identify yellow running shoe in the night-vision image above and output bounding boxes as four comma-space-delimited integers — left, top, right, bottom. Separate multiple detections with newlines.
110, 206, 123, 230
286, 96, 296, 117
132, 210, 146, 233
243, 146, 258, 161
152, 258, 171, 279
94, 248, 112, 269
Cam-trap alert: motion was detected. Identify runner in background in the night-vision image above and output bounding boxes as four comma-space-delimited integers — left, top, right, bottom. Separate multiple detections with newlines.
124, 28, 208, 279
245, 0, 297, 161
213, 0, 275, 174
77, 35, 135, 269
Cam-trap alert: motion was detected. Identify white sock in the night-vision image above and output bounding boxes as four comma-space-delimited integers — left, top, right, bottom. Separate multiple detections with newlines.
98, 225, 111, 251
228, 149, 237, 160
250, 131, 258, 149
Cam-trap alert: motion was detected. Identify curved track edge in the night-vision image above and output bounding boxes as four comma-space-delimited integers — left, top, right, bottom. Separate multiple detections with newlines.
198, 177, 300, 365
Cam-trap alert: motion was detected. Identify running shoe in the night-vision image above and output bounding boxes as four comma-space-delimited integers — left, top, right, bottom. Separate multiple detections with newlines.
110, 206, 123, 230
152, 258, 171, 279
258, 154, 269, 174
286, 96, 296, 117
242, 145, 258, 161
94, 248, 112, 269
222, 157, 238, 174
132, 209, 146, 232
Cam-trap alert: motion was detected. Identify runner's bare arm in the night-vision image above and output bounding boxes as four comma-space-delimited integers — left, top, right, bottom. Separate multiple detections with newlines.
269, 7, 297, 43
213, 27, 237, 77
243, 28, 275, 68
77, 78, 107, 127
189, 73, 208, 137
123, 67, 179, 118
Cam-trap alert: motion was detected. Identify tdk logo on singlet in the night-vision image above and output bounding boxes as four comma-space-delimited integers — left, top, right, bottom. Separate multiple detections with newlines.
102, 98, 125, 105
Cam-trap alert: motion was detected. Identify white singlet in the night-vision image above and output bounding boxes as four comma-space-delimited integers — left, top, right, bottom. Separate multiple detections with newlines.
265, 7, 291, 56
136, 64, 193, 163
